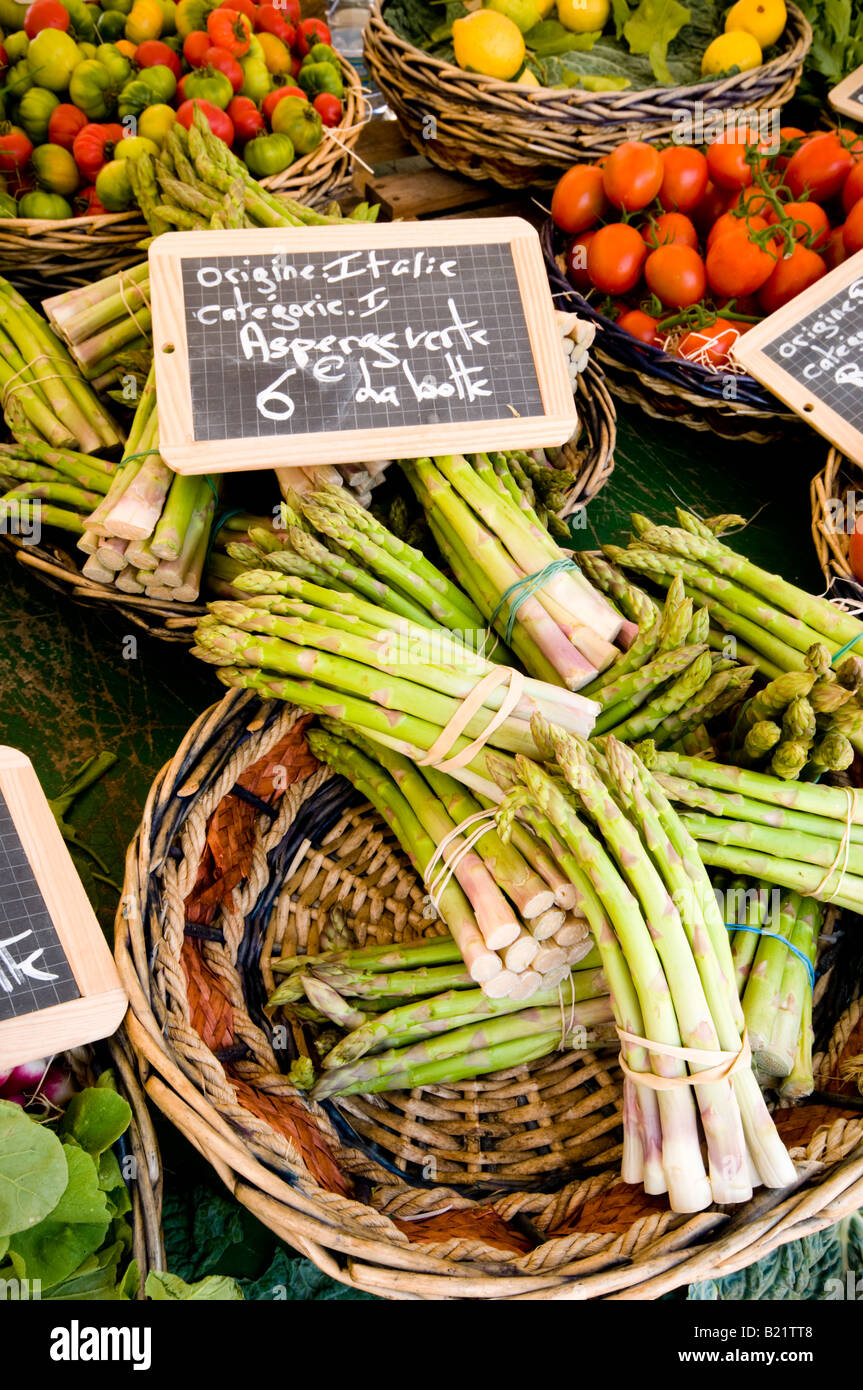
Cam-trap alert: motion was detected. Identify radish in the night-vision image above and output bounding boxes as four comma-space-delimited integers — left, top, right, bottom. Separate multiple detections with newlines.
0, 1068, 11, 1090
6, 1058, 50, 1092
0, 1092, 28, 1107
39, 1065, 75, 1108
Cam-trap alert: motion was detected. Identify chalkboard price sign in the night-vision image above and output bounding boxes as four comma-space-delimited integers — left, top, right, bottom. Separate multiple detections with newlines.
732, 249, 863, 465
150, 221, 577, 475
0, 748, 126, 1068
829, 66, 863, 121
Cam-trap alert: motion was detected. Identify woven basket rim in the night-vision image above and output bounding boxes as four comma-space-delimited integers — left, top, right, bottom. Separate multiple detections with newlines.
811, 446, 863, 591
367, 0, 811, 112
114, 688, 863, 1299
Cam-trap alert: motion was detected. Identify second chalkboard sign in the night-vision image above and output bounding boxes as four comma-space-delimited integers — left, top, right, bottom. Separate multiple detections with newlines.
150, 220, 577, 474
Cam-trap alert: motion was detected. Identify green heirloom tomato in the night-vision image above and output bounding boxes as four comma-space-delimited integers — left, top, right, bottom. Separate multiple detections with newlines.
6, 58, 35, 98
18, 86, 60, 142
101, 0, 134, 13
137, 61, 176, 101
271, 95, 322, 155
238, 54, 270, 103
68, 58, 116, 118
137, 101, 174, 144
243, 130, 293, 177
96, 9, 127, 40
18, 189, 72, 216
4, 30, 29, 61
182, 65, 232, 108
174, 0, 209, 38
27, 29, 80, 90
158, 0, 176, 32
306, 43, 338, 66
76, 41, 97, 59
116, 77, 153, 117
297, 62, 343, 99
0, 191, 18, 215
94, 155, 132, 208
113, 132, 159, 159
246, 31, 263, 60
0, 0, 29, 29
32, 141, 79, 193
95, 42, 131, 84
61, 0, 97, 43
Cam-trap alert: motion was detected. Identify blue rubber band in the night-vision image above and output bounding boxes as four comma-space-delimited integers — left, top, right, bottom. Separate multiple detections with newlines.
489, 557, 577, 645
831, 631, 863, 666
724, 923, 815, 990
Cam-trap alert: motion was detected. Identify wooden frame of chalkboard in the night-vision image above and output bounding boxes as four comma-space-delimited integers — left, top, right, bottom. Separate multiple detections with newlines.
149, 220, 577, 475
829, 67, 863, 121
732, 249, 863, 466
0, 748, 126, 1068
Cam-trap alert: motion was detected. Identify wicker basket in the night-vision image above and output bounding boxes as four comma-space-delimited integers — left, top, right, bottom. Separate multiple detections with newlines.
69, 1032, 165, 1296
363, 1, 811, 190
0, 59, 365, 296
543, 220, 801, 442
811, 448, 863, 593
114, 689, 863, 1300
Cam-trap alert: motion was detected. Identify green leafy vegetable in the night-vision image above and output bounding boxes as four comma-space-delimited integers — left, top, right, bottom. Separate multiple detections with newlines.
689, 1214, 863, 1299
623, 0, 690, 84
8, 1145, 111, 1288
145, 1271, 244, 1301
611, 0, 633, 36
523, 19, 601, 55
797, 0, 863, 103
0, 1101, 68, 1238
60, 1086, 132, 1157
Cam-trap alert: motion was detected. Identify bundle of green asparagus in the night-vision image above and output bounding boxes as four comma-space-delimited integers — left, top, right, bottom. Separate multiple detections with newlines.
265, 934, 610, 1098
0, 439, 117, 539
401, 454, 629, 691
577, 558, 755, 753
599, 508, 863, 754
638, 745, 863, 915
488, 724, 796, 1212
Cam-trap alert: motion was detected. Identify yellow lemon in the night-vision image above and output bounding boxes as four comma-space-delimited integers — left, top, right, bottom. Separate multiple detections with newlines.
701, 29, 762, 75
453, 9, 526, 79
485, 0, 542, 32
724, 0, 786, 47
516, 66, 541, 84
556, 0, 610, 33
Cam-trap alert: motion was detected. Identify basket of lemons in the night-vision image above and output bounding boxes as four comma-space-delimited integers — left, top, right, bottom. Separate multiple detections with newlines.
363, 0, 812, 187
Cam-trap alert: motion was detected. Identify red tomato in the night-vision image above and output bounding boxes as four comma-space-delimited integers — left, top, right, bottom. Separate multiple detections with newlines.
565, 230, 595, 292
218, 0, 257, 22
551, 164, 606, 235
640, 211, 697, 250
587, 223, 647, 294
706, 231, 776, 297
74, 185, 107, 216
136, 39, 182, 81
835, 126, 863, 162
758, 245, 827, 313
707, 211, 768, 249
602, 141, 663, 212
617, 308, 661, 345
784, 132, 853, 203
775, 125, 806, 170
678, 318, 743, 367
824, 225, 846, 269
47, 102, 88, 151
706, 134, 762, 191
296, 17, 331, 56
0, 125, 33, 174
849, 515, 863, 585
256, 2, 295, 45
728, 183, 776, 218
183, 31, 212, 66
644, 244, 706, 308
658, 146, 708, 213
205, 45, 243, 90
313, 92, 343, 127
227, 94, 265, 142
842, 161, 863, 215
843, 200, 863, 256
72, 123, 124, 182
206, 8, 252, 56
175, 98, 234, 145
692, 179, 730, 236
262, 85, 304, 123
771, 199, 830, 249
24, 0, 69, 38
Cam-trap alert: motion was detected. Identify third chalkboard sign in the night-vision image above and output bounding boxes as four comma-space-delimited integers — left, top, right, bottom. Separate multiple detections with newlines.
150, 221, 576, 475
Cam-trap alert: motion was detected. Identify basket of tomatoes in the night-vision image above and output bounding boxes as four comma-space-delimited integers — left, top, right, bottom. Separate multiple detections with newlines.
543, 125, 863, 441
0, 0, 364, 292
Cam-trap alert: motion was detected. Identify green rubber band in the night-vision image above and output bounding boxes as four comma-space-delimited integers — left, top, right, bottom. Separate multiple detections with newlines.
831, 631, 863, 666
489, 557, 576, 644
120, 448, 162, 467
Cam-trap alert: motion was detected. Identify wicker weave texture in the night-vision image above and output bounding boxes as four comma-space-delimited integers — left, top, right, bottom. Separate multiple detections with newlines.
115, 690, 863, 1299
363, 2, 811, 188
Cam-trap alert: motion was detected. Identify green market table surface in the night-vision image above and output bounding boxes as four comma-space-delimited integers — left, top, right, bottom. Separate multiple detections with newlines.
0, 402, 840, 1300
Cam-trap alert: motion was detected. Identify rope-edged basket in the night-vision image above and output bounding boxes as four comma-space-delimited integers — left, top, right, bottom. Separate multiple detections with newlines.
811, 448, 863, 596
363, 1, 811, 189
115, 689, 863, 1300
0, 60, 365, 296
69, 1032, 165, 1296
0, 355, 614, 642
544, 220, 800, 442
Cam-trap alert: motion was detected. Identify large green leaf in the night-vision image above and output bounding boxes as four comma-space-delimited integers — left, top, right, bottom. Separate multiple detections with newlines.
623, 0, 690, 84
0, 1101, 68, 1238
59, 1087, 132, 1157
145, 1271, 244, 1301
8, 1147, 111, 1287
